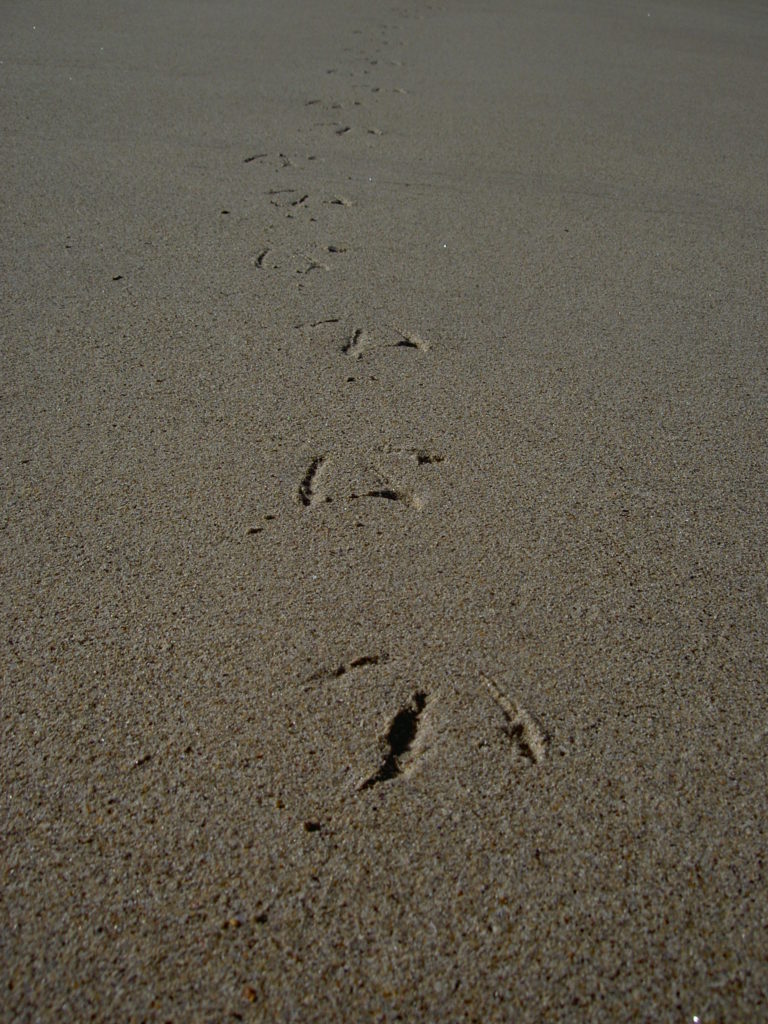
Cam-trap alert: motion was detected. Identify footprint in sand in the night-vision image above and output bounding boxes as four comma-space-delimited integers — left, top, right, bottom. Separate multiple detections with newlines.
253, 245, 331, 275
342, 325, 430, 359
295, 447, 444, 512
360, 691, 430, 789
481, 674, 550, 764
295, 319, 431, 360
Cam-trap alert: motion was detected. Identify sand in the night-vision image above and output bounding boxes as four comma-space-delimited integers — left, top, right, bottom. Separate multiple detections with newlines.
2, 0, 767, 1019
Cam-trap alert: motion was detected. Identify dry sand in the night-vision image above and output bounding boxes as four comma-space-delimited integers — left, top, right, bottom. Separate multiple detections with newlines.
2, 0, 767, 1020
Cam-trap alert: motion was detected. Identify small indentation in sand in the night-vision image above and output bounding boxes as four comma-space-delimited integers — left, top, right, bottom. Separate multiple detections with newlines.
298, 455, 327, 507
482, 674, 549, 763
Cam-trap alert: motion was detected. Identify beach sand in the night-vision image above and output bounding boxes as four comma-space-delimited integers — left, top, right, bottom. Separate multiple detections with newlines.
2, 0, 767, 1019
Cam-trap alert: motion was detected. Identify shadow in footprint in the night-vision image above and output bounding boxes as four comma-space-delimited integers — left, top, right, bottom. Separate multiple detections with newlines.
361, 692, 427, 789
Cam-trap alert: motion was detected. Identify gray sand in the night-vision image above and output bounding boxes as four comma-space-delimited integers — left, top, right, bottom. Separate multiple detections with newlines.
2, 0, 767, 1020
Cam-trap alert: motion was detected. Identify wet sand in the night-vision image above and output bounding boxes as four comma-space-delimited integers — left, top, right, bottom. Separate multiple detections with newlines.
2, 0, 767, 1019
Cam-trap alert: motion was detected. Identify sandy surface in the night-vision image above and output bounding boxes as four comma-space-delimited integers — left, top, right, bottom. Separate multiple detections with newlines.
2, 0, 767, 1020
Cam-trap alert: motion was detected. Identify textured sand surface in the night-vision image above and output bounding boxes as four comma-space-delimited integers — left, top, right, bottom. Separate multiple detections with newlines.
2, 0, 767, 1020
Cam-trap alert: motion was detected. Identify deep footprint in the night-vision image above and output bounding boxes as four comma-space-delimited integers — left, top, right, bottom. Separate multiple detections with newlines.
361, 692, 427, 789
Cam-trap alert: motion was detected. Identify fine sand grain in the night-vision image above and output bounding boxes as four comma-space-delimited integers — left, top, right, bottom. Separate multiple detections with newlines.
2, 0, 767, 1020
